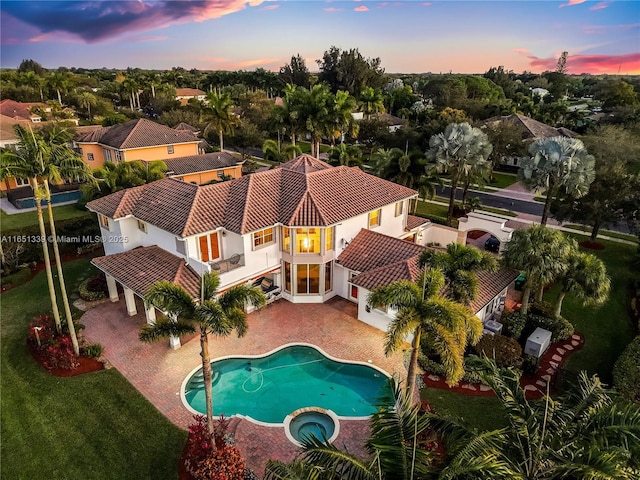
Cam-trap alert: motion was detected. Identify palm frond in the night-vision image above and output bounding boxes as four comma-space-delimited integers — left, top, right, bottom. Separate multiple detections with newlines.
264, 459, 327, 480
139, 318, 195, 342
299, 436, 376, 480
144, 281, 196, 319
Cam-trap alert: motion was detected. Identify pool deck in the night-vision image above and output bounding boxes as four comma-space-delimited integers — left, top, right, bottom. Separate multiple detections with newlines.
81, 296, 410, 476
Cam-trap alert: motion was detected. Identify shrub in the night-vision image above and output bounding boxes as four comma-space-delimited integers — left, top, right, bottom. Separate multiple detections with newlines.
522, 354, 539, 377
418, 353, 484, 384
28, 315, 79, 370
473, 334, 523, 368
78, 274, 108, 301
82, 343, 103, 358
502, 311, 527, 340
184, 415, 246, 480
613, 337, 640, 403
524, 313, 574, 343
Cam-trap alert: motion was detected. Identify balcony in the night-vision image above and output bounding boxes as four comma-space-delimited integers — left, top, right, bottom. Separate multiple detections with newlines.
209, 254, 244, 274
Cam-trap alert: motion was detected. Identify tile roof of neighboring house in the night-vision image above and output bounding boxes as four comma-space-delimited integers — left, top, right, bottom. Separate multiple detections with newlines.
176, 88, 206, 97
0, 115, 21, 143
88, 154, 417, 237
470, 269, 520, 313
174, 122, 199, 133
482, 114, 577, 140
157, 152, 241, 176
75, 118, 199, 149
406, 214, 430, 230
375, 112, 405, 126
0, 99, 49, 121
92, 245, 200, 298
337, 229, 424, 272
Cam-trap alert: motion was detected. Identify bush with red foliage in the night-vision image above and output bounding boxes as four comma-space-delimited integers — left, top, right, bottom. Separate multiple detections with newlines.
183, 415, 246, 480
28, 315, 79, 371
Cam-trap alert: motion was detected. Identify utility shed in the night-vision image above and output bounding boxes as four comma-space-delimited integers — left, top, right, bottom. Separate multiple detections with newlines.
525, 327, 552, 358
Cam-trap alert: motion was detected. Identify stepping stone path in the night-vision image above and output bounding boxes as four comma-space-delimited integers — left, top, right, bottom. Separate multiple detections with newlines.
571, 341, 579, 347
524, 385, 538, 392
557, 348, 566, 355
552, 354, 562, 362
564, 344, 574, 351
462, 384, 477, 391
428, 374, 440, 382
479, 385, 492, 392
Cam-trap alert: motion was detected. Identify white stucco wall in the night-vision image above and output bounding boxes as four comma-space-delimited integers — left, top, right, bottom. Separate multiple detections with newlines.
419, 223, 459, 247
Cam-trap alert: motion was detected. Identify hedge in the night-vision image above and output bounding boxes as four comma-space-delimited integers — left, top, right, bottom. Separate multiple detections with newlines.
502, 303, 574, 344
473, 334, 523, 368
1, 216, 100, 264
612, 337, 640, 403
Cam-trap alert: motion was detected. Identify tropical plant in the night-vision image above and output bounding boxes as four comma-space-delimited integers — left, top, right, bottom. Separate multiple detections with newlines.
299, 84, 334, 159
519, 136, 596, 225
553, 250, 610, 318
265, 376, 435, 480
426, 123, 493, 226
202, 91, 239, 151
426, 357, 640, 479
360, 86, 385, 119
332, 90, 359, 143
81, 160, 166, 203
368, 269, 482, 396
501, 225, 574, 315
141, 272, 266, 436
419, 243, 497, 306
77, 91, 97, 120
46, 72, 70, 105
327, 143, 362, 167
1, 125, 94, 355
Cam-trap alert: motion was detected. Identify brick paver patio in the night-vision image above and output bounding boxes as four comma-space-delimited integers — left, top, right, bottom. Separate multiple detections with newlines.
81, 296, 409, 475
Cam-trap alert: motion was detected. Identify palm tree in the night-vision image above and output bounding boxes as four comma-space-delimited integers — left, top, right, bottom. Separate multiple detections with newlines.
426, 357, 640, 479
122, 77, 140, 110
368, 269, 482, 397
2, 125, 95, 354
141, 272, 266, 436
519, 136, 596, 225
360, 86, 385, 119
77, 91, 97, 120
332, 90, 358, 143
553, 250, 610, 319
19, 71, 45, 101
265, 377, 434, 480
47, 72, 70, 105
426, 123, 493, 226
262, 139, 282, 162
501, 225, 574, 314
300, 85, 334, 159
419, 243, 497, 306
202, 91, 238, 151
327, 143, 363, 167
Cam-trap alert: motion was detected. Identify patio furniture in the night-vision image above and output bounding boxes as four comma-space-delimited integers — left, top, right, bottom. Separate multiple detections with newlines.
229, 253, 241, 265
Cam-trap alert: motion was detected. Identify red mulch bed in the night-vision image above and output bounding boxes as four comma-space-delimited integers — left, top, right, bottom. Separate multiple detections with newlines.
579, 240, 605, 250
28, 341, 104, 377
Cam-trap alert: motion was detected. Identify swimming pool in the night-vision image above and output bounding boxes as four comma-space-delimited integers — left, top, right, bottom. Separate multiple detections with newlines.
181, 344, 392, 425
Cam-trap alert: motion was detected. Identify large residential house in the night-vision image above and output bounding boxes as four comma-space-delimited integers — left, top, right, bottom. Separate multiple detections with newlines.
175, 88, 206, 106
75, 118, 202, 168
88, 155, 516, 348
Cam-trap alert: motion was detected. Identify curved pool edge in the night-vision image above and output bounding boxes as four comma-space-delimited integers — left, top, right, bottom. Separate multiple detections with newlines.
179, 342, 393, 426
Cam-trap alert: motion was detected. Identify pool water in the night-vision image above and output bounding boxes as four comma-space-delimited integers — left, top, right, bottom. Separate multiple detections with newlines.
182, 344, 391, 424
14, 190, 81, 209
289, 411, 335, 443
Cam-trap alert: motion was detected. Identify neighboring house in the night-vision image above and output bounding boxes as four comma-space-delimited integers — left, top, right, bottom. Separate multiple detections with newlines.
480, 113, 578, 168
531, 88, 549, 101
75, 118, 201, 168
175, 88, 206, 106
87, 154, 516, 348
375, 112, 405, 132
0, 99, 49, 123
149, 151, 243, 185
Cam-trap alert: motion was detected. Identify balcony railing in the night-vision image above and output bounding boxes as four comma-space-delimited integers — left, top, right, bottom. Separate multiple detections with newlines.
209, 254, 244, 274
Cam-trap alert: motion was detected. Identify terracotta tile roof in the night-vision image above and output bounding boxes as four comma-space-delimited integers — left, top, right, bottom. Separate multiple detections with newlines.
337, 229, 424, 272
351, 256, 422, 290
0, 99, 48, 121
482, 114, 577, 140
158, 152, 241, 176
88, 155, 417, 237
176, 88, 205, 97
76, 119, 199, 149
470, 269, 520, 313
92, 245, 200, 298
406, 214, 430, 230
174, 122, 199, 133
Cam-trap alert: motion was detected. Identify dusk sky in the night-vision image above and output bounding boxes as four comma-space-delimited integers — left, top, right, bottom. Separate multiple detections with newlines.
1, 0, 639, 75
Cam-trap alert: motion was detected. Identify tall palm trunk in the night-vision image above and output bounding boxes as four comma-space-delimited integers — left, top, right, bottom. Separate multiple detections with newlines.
200, 328, 215, 437
520, 284, 532, 315
56, 89, 62, 105
44, 180, 79, 355
219, 131, 224, 151
590, 219, 601, 241
461, 180, 471, 210
151, 84, 156, 98
407, 326, 421, 399
554, 291, 566, 319
32, 178, 62, 333
541, 184, 556, 226
447, 172, 459, 226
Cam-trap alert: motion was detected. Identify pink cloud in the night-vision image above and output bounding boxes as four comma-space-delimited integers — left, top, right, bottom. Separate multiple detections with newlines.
261, 4, 280, 10
354, 5, 369, 12
526, 52, 640, 74
589, 2, 608, 10
559, 0, 586, 7
512, 48, 530, 54
324, 7, 344, 12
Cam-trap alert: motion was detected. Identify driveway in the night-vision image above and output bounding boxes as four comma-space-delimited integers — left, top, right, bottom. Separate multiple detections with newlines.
81, 296, 409, 474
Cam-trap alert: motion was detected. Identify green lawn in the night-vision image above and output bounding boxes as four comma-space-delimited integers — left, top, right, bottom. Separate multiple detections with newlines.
421, 388, 507, 432
544, 237, 637, 388
1, 203, 92, 231
296, 141, 331, 155
488, 172, 519, 189
413, 200, 516, 226
0, 259, 187, 480
563, 224, 638, 243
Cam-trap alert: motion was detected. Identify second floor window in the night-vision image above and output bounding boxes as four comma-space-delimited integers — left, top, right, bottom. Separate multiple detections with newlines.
368, 209, 381, 228
167, 145, 174, 154
115, 150, 122, 162
253, 227, 274, 249
395, 201, 404, 217
99, 214, 110, 230
87, 153, 95, 161
103, 149, 112, 162
137, 220, 147, 233
15, 177, 29, 187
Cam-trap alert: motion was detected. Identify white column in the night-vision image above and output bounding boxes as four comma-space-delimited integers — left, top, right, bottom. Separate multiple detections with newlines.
168, 313, 181, 350
145, 303, 156, 325
106, 275, 119, 302
123, 288, 137, 316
